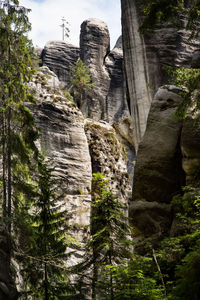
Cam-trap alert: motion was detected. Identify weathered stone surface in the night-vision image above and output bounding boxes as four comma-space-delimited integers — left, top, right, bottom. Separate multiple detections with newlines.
105, 36, 130, 123
40, 22, 131, 132
130, 86, 186, 237
84, 119, 132, 204
28, 68, 92, 241
41, 41, 79, 86
80, 18, 110, 121
80, 19, 130, 124
121, 0, 200, 149
121, 0, 153, 150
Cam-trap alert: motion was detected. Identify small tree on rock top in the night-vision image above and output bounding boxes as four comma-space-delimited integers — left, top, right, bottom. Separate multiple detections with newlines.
70, 58, 95, 109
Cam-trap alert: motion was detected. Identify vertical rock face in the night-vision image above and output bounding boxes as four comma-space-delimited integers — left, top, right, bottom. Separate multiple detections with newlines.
41, 19, 130, 128
28, 68, 92, 244
80, 18, 110, 121
80, 19, 130, 124
41, 41, 79, 85
40, 19, 135, 181
121, 0, 152, 150
85, 119, 132, 204
121, 0, 200, 149
131, 86, 185, 238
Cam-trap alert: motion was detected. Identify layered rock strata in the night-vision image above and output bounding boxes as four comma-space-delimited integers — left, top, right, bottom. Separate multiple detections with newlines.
41, 41, 79, 86
41, 20, 131, 130
28, 67, 92, 244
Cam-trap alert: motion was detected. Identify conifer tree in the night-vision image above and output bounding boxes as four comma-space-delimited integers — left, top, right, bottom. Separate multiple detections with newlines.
20, 158, 72, 299
70, 58, 95, 108
0, 0, 39, 274
74, 173, 133, 299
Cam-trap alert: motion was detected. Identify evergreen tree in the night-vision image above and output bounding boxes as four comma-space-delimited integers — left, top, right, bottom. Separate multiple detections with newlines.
0, 0, 40, 284
70, 58, 95, 108
74, 173, 133, 299
21, 158, 73, 299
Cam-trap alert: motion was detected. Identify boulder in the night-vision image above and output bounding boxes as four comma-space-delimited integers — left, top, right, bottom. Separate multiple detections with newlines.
130, 86, 186, 237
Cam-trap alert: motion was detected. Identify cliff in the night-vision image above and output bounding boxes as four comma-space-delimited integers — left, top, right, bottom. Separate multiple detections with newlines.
121, 0, 200, 150
121, 0, 200, 244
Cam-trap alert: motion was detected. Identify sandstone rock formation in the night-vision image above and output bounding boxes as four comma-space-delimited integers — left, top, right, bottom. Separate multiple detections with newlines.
40, 19, 135, 179
28, 67, 92, 245
28, 66, 133, 256
121, 0, 200, 149
41, 19, 131, 129
80, 19, 129, 124
85, 119, 133, 204
41, 41, 79, 86
130, 86, 186, 238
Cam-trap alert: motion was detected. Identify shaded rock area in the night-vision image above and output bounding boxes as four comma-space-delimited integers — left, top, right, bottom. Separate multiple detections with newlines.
130, 86, 186, 238
39, 18, 135, 180
121, 0, 200, 149
181, 117, 200, 185
85, 119, 133, 204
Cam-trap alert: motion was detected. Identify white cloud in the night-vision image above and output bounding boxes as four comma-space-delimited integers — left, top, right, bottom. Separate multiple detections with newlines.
19, 0, 121, 49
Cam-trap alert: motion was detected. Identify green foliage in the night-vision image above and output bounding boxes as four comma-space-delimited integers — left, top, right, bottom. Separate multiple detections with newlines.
0, 0, 39, 261
140, 0, 184, 34
140, 0, 200, 38
97, 257, 164, 300
149, 187, 200, 299
70, 58, 95, 107
20, 158, 72, 299
163, 66, 200, 119
64, 91, 74, 103
0, 3, 73, 299
73, 173, 165, 299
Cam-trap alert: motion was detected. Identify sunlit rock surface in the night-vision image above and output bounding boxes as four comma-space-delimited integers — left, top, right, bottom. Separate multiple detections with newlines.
41, 41, 79, 86
28, 68, 92, 245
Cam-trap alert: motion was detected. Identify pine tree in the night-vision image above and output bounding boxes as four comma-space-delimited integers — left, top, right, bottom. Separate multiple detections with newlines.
0, 2, 40, 297
74, 173, 133, 299
21, 158, 73, 299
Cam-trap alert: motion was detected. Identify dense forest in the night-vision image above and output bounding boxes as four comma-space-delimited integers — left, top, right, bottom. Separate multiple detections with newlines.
0, 0, 200, 299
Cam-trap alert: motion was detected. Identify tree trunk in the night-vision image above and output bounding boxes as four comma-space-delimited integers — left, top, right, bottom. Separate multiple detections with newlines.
7, 106, 12, 235
44, 262, 48, 300
2, 109, 7, 218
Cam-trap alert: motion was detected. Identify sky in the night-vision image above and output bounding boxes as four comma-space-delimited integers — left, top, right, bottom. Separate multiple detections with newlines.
19, 0, 121, 49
